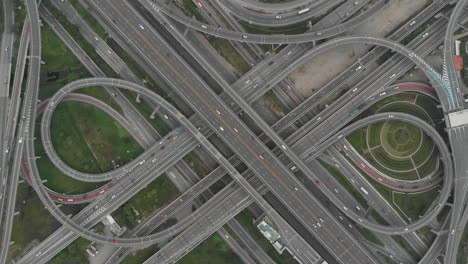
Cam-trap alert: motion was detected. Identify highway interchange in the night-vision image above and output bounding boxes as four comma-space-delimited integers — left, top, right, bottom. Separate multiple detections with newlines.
1, 0, 468, 263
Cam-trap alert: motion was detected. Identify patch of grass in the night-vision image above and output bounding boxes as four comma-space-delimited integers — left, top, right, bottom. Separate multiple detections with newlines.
178, 234, 243, 264
392, 187, 441, 221
235, 211, 297, 264
207, 37, 251, 75
8, 184, 60, 261
48, 237, 90, 264
318, 160, 368, 208
77, 86, 123, 114
113, 174, 180, 229
183, 152, 211, 177
356, 226, 383, 246
68, 0, 108, 39
391, 235, 418, 257
121, 244, 160, 264
121, 90, 172, 136
346, 129, 367, 155
35, 112, 104, 194
51, 101, 143, 173
180, 0, 205, 22
240, 21, 308, 36
42, 24, 83, 72
265, 90, 288, 114
43, 0, 117, 78
416, 226, 435, 245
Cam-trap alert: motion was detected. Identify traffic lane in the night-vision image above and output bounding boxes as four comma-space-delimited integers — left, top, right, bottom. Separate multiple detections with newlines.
101, 2, 378, 261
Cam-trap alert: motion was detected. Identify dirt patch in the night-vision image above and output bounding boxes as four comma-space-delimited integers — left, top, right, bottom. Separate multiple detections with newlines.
289, 0, 429, 97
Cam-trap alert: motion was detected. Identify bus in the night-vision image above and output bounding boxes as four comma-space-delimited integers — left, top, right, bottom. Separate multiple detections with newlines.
360, 187, 369, 195
297, 8, 310, 15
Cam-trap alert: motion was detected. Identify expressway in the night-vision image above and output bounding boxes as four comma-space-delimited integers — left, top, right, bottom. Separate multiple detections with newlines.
56, 0, 434, 260
4, 1, 460, 262
0, 0, 42, 262
151, 0, 388, 44
150, 0, 452, 235
217, 0, 350, 27
27, 18, 456, 256
42, 0, 452, 250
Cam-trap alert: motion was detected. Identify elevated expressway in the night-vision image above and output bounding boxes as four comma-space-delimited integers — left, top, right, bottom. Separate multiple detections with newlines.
216, 0, 354, 27
26, 1, 458, 252
148, 0, 453, 235
12, 1, 458, 262
0, 0, 41, 262
26, 78, 448, 263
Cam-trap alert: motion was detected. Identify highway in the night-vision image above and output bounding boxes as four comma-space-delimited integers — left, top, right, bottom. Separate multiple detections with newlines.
48, 0, 458, 258
149, 0, 452, 235
24, 1, 446, 262
218, 0, 349, 27
64, 2, 386, 262
0, 0, 41, 262
0, 0, 14, 254
3, 0, 463, 263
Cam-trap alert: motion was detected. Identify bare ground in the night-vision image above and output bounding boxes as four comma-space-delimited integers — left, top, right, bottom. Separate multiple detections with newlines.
289, 0, 429, 97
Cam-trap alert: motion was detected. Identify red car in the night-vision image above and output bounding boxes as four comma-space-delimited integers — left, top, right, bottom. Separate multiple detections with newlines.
316, 180, 322, 187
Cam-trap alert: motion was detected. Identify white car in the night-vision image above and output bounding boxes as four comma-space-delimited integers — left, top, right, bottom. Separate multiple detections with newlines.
139, 24, 145, 30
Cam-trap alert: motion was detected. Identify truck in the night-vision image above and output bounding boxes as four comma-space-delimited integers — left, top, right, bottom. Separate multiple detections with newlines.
297, 8, 310, 15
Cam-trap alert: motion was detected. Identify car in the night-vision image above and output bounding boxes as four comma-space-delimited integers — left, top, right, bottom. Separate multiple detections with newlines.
337, 135, 343, 139
4, 47, 8, 52
242, 35, 248, 39
355, 66, 362, 71
163, 214, 168, 218
160, 145, 165, 150
317, 32, 322, 36
201, 25, 207, 29
389, 73, 396, 79
317, 223, 322, 227
258, 154, 264, 160
290, 165, 297, 171
352, 88, 358, 93
18, 137, 23, 144
379, 92, 387, 96
451, 229, 455, 235
281, 145, 286, 150
294, 186, 299, 191
287, 51, 292, 55
111, 93, 116, 97
234, 128, 239, 133
316, 180, 322, 186
139, 24, 145, 30
216, 110, 221, 115
111, 195, 116, 199
112, 239, 118, 243
422, 32, 429, 38
318, 217, 324, 223
313, 224, 317, 228
316, 116, 321, 121
354, 1, 359, 5
409, 20, 416, 26
219, 126, 224, 131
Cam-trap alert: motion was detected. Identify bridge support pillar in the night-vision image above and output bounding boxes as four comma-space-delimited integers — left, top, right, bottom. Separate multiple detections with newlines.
150, 105, 161, 119
136, 93, 141, 103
